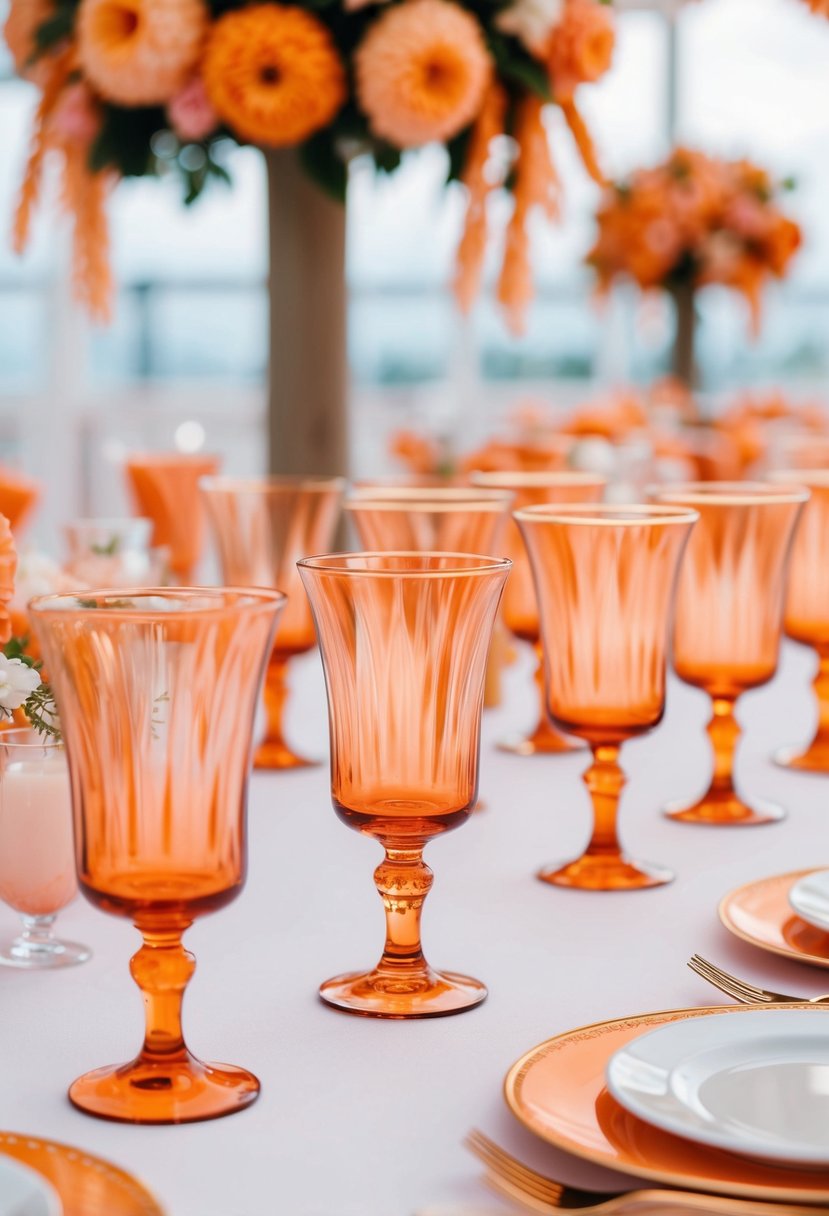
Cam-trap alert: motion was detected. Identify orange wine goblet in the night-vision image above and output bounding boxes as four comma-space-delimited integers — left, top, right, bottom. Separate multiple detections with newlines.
344, 486, 513, 553
30, 588, 285, 1124
516, 504, 698, 890
201, 476, 345, 770
298, 552, 510, 1016
470, 471, 606, 755
650, 482, 808, 825
124, 452, 220, 582
769, 470, 829, 771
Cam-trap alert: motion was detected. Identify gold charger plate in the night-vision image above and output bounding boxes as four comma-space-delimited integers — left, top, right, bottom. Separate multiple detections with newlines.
719, 868, 829, 969
504, 1004, 829, 1204
0, 1133, 165, 1216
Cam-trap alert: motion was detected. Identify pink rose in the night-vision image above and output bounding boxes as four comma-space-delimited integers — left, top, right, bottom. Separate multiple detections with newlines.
51, 82, 101, 146
167, 77, 218, 143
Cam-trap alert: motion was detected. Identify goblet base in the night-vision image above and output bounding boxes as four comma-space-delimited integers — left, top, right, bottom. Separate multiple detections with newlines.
774, 743, 829, 774
319, 966, 487, 1018
0, 936, 91, 969
538, 855, 673, 891
68, 1053, 260, 1124
665, 793, 784, 826
253, 740, 319, 771
497, 724, 584, 756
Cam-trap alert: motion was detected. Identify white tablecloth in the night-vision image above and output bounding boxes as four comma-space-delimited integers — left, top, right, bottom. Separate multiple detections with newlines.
0, 641, 827, 1216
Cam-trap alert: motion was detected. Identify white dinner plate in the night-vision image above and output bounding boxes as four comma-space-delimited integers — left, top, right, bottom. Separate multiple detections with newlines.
789, 869, 829, 933
606, 1007, 829, 1167
0, 1157, 61, 1216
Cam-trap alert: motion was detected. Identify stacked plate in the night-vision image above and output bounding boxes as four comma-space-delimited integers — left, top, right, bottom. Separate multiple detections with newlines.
505, 1003, 829, 1203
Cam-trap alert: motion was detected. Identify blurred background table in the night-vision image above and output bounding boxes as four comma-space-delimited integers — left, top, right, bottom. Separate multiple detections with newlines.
0, 640, 825, 1216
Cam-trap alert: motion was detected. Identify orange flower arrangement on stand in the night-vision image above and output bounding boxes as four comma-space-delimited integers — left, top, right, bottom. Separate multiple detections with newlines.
588, 147, 801, 333
5, 0, 616, 330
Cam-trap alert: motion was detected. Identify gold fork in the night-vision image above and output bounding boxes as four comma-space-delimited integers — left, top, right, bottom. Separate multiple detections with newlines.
688, 954, 829, 1005
465, 1130, 825, 1213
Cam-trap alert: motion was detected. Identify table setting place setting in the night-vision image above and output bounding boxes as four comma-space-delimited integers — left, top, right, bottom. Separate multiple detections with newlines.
2, 462, 829, 1215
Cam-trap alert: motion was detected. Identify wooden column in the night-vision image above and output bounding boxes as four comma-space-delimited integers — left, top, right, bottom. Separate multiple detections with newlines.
669, 279, 698, 390
265, 150, 349, 477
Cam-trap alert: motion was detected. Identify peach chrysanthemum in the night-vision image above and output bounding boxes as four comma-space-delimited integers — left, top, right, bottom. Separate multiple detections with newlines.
546, 0, 614, 101
4, 0, 55, 84
203, 5, 345, 147
355, 0, 491, 148
77, 0, 208, 105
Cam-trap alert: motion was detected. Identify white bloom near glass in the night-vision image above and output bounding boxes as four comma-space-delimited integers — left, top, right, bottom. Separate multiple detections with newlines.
0, 729, 90, 968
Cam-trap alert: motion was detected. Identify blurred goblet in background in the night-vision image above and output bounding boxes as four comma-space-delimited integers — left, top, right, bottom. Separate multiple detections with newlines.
768, 469, 829, 772
516, 504, 697, 890
298, 553, 510, 1017
344, 486, 512, 554
650, 482, 807, 824
202, 476, 345, 770
31, 588, 284, 1123
470, 471, 606, 755
125, 453, 220, 583
64, 517, 168, 587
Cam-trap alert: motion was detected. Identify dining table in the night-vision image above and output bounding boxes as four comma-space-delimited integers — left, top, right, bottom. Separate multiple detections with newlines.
0, 638, 826, 1216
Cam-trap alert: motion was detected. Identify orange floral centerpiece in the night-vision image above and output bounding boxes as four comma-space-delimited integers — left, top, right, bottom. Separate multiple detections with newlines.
587, 148, 801, 383
6, 0, 616, 331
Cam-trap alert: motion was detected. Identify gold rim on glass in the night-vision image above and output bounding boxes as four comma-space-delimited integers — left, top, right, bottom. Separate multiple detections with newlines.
514, 503, 699, 527
297, 551, 512, 578
648, 480, 810, 506
30, 587, 287, 621
469, 471, 606, 490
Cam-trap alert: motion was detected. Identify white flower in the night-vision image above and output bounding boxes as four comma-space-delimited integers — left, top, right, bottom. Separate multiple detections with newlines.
10, 551, 77, 614
495, 0, 564, 54
0, 655, 41, 712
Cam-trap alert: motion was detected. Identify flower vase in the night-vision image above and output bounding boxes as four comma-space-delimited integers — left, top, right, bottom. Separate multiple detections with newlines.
669, 280, 698, 390
265, 150, 349, 477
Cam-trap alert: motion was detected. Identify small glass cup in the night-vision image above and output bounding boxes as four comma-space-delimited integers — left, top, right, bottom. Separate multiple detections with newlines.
0, 729, 90, 968
64, 518, 159, 588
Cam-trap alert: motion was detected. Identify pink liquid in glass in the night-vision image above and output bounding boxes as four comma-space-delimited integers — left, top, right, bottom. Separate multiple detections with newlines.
0, 757, 77, 916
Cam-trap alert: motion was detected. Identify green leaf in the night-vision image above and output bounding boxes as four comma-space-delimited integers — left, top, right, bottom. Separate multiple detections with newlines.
373, 144, 402, 176
299, 133, 348, 203
34, 6, 77, 53
89, 106, 165, 177
446, 129, 472, 184
207, 159, 232, 187
488, 32, 552, 101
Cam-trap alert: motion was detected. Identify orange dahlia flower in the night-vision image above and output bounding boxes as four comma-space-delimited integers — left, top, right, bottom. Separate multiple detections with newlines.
355, 0, 491, 148
547, 0, 615, 101
77, 0, 207, 105
203, 6, 345, 147
802, 0, 829, 12
4, 0, 56, 84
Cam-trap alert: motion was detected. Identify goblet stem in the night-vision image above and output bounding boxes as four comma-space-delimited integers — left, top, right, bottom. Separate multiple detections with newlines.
255, 655, 316, 770
318, 845, 487, 1018
583, 743, 626, 860
0, 913, 90, 969
131, 929, 195, 1060
375, 849, 432, 976
666, 694, 783, 825
68, 924, 260, 1123
538, 743, 673, 890
777, 646, 829, 772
